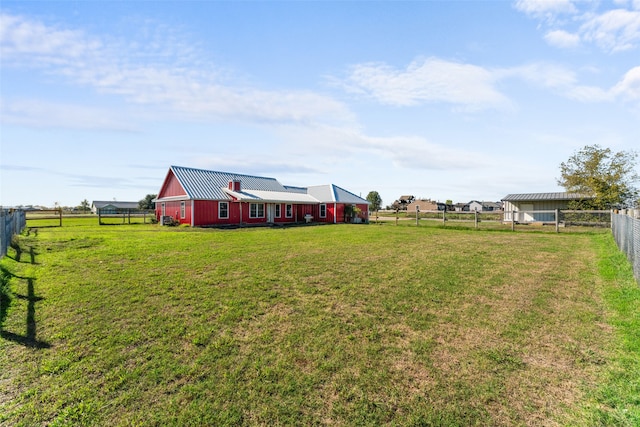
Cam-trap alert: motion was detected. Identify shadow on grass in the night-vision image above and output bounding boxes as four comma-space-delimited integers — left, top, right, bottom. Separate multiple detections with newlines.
0, 266, 11, 329
0, 245, 51, 349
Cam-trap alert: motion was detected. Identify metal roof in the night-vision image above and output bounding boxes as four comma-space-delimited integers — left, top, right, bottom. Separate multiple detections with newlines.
332, 185, 370, 204
501, 192, 592, 202
307, 184, 370, 204
92, 201, 139, 209
170, 165, 286, 200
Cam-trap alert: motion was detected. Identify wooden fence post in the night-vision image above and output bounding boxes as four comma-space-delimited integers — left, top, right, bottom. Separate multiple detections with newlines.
475, 210, 478, 229
511, 210, 515, 231
555, 208, 560, 233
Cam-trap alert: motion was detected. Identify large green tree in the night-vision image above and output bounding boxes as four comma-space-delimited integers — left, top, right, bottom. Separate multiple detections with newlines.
79, 199, 90, 213
139, 194, 157, 210
366, 191, 383, 211
557, 144, 639, 209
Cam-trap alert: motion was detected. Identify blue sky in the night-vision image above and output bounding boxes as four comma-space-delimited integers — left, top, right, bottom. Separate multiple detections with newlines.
1, 0, 639, 208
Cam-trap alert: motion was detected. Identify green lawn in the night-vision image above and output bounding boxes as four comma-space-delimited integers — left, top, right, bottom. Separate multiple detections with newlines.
1, 220, 639, 426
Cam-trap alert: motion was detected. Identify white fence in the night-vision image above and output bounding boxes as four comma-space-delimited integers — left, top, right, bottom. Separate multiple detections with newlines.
611, 210, 640, 286
1, 209, 26, 258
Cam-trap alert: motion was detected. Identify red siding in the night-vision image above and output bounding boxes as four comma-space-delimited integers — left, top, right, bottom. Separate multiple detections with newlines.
157, 200, 191, 225
159, 170, 187, 198
193, 200, 216, 226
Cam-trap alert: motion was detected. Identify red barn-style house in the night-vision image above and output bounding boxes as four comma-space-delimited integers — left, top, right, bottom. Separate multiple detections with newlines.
155, 166, 370, 227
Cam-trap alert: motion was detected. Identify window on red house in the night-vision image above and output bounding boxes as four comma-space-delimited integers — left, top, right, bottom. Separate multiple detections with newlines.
219, 202, 229, 219
250, 203, 265, 218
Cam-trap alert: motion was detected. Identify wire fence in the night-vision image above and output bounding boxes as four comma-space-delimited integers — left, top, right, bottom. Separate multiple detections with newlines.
611, 210, 640, 286
1, 209, 26, 258
373, 209, 611, 231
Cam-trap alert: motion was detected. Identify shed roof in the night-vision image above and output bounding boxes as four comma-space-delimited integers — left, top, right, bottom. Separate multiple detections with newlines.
92, 201, 139, 209
501, 192, 591, 202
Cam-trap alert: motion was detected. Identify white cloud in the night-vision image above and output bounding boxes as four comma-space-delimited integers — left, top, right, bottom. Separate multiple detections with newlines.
0, 13, 353, 127
0, 13, 99, 60
544, 29, 581, 48
580, 9, 640, 52
0, 98, 137, 130
338, 58, 512, 111
337, 56, 639, 110
276, 123, 494, 171
513, 0, 577, 20
611, 66, 640, 99
515, 1, 640, 52
566, 85, 613, 102
507, 62, 577, 89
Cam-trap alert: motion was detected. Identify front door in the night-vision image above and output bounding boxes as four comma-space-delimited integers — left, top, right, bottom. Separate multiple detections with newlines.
267, 204, 275, 223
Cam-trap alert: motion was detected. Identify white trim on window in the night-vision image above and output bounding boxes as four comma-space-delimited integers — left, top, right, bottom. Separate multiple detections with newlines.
180, 201, 186, 219
250, 203, 265, 218
320, 204, 326, 218
219, 201, 229, 219
285, 204, 293, 218
275, 204, 281, 218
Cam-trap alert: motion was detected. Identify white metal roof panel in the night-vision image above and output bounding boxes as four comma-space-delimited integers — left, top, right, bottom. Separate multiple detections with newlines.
306, 185, 336, 202
239, 190, 319, 203
501, 192, 592, 202
307, 184, 370, 204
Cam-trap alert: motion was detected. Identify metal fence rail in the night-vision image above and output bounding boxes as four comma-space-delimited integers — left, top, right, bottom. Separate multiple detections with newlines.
1, 209, 26, 258
612, 210, 640, 285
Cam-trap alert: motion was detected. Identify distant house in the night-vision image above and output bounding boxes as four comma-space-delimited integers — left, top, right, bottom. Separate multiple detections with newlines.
406, 199, 438, 212
468, 201, 502, 212
154, 165, 370, 227
91, 201, 140, 214
501, 192, 592, 223
436, 202, 455, 211
453, 203, 469, 212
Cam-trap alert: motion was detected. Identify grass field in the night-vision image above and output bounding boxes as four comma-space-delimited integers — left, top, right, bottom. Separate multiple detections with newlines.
1, 219, 639, 426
